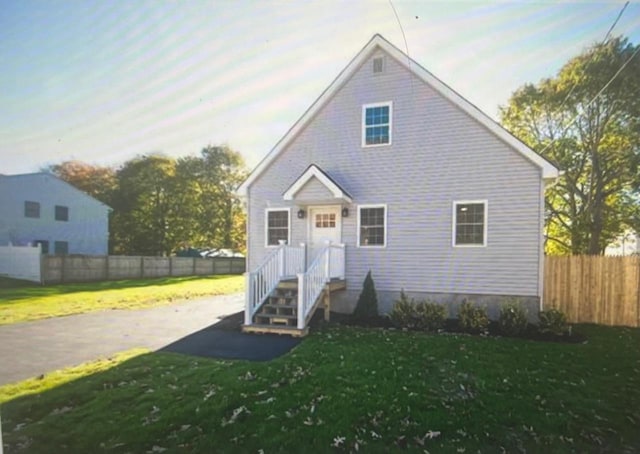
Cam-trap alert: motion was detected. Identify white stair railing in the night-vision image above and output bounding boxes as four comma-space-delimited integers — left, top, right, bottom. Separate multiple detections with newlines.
245, 241, 306, 325
297, 242, 345, 329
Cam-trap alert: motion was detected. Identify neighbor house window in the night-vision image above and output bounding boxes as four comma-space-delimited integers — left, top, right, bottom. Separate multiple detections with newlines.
453, 201, 487, 247
362, 102, 392, 147
54, 241, 69, 255
34, 240, 49, 254
358, 205, 386, 247
55, 205, 69, 221
24, 201, 40, 218
266, 209, 290, 246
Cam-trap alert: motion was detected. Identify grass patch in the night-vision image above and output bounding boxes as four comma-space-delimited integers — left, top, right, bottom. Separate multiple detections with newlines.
2, 324, 640, 453
0, 275, 244, 325
0, 349, 148, 405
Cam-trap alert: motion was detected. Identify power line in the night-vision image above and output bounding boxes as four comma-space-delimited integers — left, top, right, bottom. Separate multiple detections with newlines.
388, 0, 410, 63
603, 1, 629, 43
538, 42, 640, 157
553, 1, 629, 116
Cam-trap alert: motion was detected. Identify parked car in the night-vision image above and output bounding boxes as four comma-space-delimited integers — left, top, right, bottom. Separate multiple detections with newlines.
203, 248, 244, 258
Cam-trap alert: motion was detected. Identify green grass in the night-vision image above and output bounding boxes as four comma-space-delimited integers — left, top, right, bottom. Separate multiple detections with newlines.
0, 275, 244, 325
2, 324, 639, 453
0, 349, 149, 405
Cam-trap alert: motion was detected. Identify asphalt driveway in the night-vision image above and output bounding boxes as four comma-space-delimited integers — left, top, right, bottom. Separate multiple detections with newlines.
0, 293, 300, 386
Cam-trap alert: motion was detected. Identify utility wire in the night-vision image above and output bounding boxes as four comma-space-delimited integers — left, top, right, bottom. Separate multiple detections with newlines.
388, 0, 410, 66
552, 1, 629, 116
538, 42, 640, 156
603, 1, 629, 43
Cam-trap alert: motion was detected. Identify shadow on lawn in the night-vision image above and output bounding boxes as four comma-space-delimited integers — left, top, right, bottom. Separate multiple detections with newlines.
0, 275, 238, 302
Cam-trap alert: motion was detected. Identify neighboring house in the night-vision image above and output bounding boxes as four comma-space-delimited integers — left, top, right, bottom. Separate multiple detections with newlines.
0, 172, 111, 255
605, 230, 639, 256
238, 34, 559, 336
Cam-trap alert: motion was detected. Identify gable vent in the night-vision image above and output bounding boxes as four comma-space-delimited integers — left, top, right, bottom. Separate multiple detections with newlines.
372, 57, 384, 74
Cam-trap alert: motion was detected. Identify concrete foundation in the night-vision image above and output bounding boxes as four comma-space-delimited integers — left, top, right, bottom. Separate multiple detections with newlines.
331, 289, 540, 322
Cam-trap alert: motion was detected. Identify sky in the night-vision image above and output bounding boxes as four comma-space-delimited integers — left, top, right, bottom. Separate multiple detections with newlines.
1, 1, 639, 175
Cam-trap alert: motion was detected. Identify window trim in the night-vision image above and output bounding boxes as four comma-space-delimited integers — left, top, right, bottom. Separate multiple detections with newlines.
452, 200, 488, 248
264, 207, 291, 248
362, 101, 393, 148
24, 201, 40, 218
55, 205, 69, 222
357, 204, 387, 248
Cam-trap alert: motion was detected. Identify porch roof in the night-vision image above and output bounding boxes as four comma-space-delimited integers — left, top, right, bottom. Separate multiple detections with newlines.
283, 164, 352, 204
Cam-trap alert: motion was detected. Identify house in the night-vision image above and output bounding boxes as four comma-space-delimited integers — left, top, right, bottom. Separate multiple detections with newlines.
238, 34, 559, 336
0, 172, 111, 255
605, 229, 639, 256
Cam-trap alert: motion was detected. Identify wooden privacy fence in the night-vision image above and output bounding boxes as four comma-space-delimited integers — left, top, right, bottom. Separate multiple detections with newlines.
41, 255, 246, 284
544, 255, 640, 327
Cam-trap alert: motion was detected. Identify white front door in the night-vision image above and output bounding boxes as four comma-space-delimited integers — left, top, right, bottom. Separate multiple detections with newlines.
309, 206, 341, 262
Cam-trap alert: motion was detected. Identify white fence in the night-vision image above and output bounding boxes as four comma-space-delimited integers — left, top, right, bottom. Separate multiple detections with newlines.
0, 244, 41, 283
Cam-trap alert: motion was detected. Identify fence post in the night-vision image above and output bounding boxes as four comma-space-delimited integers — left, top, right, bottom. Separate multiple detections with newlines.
297, 273, 305, 329
278, 240, 286, 277
61, 255, 67, 284
324, 240, 331, 280
140, 256, 144, 278
39, 247, 44, 285
103, 255, 109, 281
245, 272, 253, 325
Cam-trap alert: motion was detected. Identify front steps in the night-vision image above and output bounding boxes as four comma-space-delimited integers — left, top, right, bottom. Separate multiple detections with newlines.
243, 278, 345, 337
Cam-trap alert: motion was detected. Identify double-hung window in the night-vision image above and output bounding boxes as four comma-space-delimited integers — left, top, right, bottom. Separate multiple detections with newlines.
358, 205, 386, 247
453, 201, 487, 247
362, 102, 392, 147
266, 208, 290, 246
25, 201, 40, 218
55, 205, 69, 221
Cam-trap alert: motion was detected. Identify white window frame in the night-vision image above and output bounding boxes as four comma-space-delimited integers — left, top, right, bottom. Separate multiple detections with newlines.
357, 204, 387, 248
452, 200, 488, 248
362, 101, 393, 148
265, 207, 291, 247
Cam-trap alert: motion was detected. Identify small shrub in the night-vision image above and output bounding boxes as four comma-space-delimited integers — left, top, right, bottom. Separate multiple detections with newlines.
458, 301, 489, 334
498, 300, 528, 336
415, 301, 447, 332
539, 308, 570, 336
353, 270, 379, 320
389, 290, 416, 329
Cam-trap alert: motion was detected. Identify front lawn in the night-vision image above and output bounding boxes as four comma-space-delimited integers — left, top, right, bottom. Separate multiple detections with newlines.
0, 275, 244, 325
2, 324, 639, 453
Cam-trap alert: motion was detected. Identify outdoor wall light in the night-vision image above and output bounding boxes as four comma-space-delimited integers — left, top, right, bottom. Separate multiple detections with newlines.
297, 209, 306, 219
342, 207, 349, 218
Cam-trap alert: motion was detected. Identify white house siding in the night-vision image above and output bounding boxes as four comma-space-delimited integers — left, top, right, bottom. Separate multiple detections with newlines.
248, 48, 543, 310
0, 173, 110, 255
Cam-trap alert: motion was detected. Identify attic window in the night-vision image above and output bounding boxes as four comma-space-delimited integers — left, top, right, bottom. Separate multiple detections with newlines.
362, 102, 392, 147
372, 57, 385, 74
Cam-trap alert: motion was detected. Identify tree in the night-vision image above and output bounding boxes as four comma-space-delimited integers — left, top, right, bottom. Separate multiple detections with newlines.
180, 145, 247, 251
112, 155, 178, 256
47, 161, 117, 205
501, 37, 640, 255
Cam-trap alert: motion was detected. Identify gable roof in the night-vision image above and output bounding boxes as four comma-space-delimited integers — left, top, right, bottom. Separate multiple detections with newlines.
238, 34, 559, 195
1, 172, 112, 211
283, 164, 352, 203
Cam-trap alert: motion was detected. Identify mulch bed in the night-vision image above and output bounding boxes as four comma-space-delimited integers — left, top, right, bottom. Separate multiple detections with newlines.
316, 311, 586, 344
